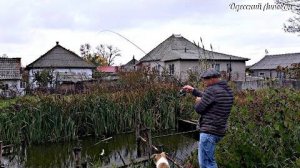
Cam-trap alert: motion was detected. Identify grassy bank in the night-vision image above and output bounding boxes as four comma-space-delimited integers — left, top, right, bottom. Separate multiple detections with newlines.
1, 72, 299, 167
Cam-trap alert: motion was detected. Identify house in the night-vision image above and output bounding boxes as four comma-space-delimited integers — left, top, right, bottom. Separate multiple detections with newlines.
26, 41, 96, 89
97, 66, 119, 73
121, 56, 137, 71
137, 34, 249, 81
249, 53, 300, 79
0, 57, 25, 97
96, 66, 119, 81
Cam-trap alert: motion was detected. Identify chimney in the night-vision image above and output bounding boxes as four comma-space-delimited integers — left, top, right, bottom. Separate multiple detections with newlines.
56, 41, 59, 45
133, 55, 135, 64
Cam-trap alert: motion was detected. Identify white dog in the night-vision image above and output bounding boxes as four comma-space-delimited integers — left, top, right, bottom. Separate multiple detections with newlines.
152, 152, 170, 168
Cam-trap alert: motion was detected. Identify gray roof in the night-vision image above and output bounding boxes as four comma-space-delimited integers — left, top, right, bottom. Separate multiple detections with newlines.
0, 58, 21, 80
124, 57, 137, 66
250, 53, 300, 70
139, 34, 249, 63
26, 42, 96, 69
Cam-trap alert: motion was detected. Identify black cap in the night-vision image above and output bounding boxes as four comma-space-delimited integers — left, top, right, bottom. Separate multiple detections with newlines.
200, 68, 221, 79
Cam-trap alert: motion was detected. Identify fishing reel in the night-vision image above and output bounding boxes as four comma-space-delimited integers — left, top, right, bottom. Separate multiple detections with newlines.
179, 89, 187, 97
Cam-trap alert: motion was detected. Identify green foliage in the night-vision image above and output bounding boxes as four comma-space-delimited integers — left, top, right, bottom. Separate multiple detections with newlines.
34, 69, 54, 87
80, 43, 108, 66
2, 68, 299, 167
183, 88, 300, 167
216, 88, 300, 167
80, 43, 121, 66
0, 72, 180, 144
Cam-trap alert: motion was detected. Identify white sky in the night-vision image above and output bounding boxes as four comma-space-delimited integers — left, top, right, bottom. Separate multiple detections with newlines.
0, 0, 300, 66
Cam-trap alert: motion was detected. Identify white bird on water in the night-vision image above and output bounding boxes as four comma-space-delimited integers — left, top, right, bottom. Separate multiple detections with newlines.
100, 149, 105, 156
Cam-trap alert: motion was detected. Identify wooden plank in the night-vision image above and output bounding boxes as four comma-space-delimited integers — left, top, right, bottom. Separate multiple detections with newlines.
177, 119, 198, 132
178, 119, 197, 125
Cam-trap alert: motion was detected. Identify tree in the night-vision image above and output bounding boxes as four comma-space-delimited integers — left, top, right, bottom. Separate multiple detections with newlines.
96, 44, 121, 66
275, 0, 300, 33
80, 43, 107, 66
80, 43, 121, 66
34, 69, 54, 87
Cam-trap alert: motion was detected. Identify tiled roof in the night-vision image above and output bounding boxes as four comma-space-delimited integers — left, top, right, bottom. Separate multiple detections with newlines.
26, 42, 96, 69
139, 34, 249, 63
0, 58, 21, 80
250, 53, 300, 70
97, 66, 118, 73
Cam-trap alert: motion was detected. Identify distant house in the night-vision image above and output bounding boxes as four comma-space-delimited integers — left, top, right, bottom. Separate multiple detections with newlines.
121, 56, 137, 71
249, 53, 300, 79
137, 34, 249, 81
97, 66, 119, 73
26, 42, 96, 89
96, 66, 119, 81
0, 57, 25, 97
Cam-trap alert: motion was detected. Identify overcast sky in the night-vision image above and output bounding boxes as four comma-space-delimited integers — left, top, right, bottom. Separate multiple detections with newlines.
1, 0, 299, 66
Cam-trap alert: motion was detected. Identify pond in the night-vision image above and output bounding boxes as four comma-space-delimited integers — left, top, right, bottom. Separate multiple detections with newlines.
2, 132, 198, 167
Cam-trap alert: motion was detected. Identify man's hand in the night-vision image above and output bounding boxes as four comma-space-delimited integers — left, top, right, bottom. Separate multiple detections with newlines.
182, 85, 194, 93
195, 97, 201, 104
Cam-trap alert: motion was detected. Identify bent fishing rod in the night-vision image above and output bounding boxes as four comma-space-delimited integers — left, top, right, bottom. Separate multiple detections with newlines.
97, 30, 215, 97
98, 30, 186, 89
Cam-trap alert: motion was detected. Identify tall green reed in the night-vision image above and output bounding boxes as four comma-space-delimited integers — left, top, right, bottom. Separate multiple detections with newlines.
0, 72, 181, 144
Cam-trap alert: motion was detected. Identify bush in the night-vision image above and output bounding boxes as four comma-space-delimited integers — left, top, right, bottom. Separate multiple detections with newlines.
216, 88, 300, 167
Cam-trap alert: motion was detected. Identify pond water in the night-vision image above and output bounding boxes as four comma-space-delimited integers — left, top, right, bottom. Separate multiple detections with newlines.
2, 132, 198, 167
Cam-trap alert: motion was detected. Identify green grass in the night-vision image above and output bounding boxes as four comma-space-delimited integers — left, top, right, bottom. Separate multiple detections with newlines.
0, 98, 16, 109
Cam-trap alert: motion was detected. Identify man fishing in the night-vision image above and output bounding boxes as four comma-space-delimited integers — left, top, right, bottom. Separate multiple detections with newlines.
182, 68, 234, 168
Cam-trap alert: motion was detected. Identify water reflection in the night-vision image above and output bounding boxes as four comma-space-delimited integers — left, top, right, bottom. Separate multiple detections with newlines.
2, 132, 197, 167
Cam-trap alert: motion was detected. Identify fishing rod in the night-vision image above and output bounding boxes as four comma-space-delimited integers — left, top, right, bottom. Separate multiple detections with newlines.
96, 30, 216, 97
97, 30, 185, 90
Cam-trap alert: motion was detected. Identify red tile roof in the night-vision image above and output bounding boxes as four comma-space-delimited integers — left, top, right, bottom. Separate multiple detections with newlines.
97, 66, 118, 73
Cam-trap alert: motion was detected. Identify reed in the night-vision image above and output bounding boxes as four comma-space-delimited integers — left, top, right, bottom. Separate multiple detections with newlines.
0, 72, 181, 144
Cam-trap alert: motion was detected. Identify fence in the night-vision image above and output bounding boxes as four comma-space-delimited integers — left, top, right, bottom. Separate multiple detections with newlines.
234, 79, 300, 90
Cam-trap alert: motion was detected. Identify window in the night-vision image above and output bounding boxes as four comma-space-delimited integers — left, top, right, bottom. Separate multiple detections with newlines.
277, 72, 286, 79
212, 64, 220, 71
152, 65, 160, 72
4, 84, 9, 90
259, 72, 265, 76
20, 82, 26, 89
226, 64, 232, 72
169, 64, 174, 75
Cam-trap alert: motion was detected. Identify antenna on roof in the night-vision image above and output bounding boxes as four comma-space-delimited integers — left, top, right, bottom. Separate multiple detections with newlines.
265, 49, 269, 55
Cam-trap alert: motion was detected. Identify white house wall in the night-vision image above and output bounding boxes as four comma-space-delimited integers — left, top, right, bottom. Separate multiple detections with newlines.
0, 80, 25, 96
229, 61, 246, 81
141, 61, 165, 74
179, 60, 246, 81
252, 69, 278, 79
29, 68, 93, 88
141, 60, 246, 81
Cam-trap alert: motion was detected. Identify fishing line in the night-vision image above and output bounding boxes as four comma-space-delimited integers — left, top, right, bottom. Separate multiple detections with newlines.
95, 29, 185, 87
